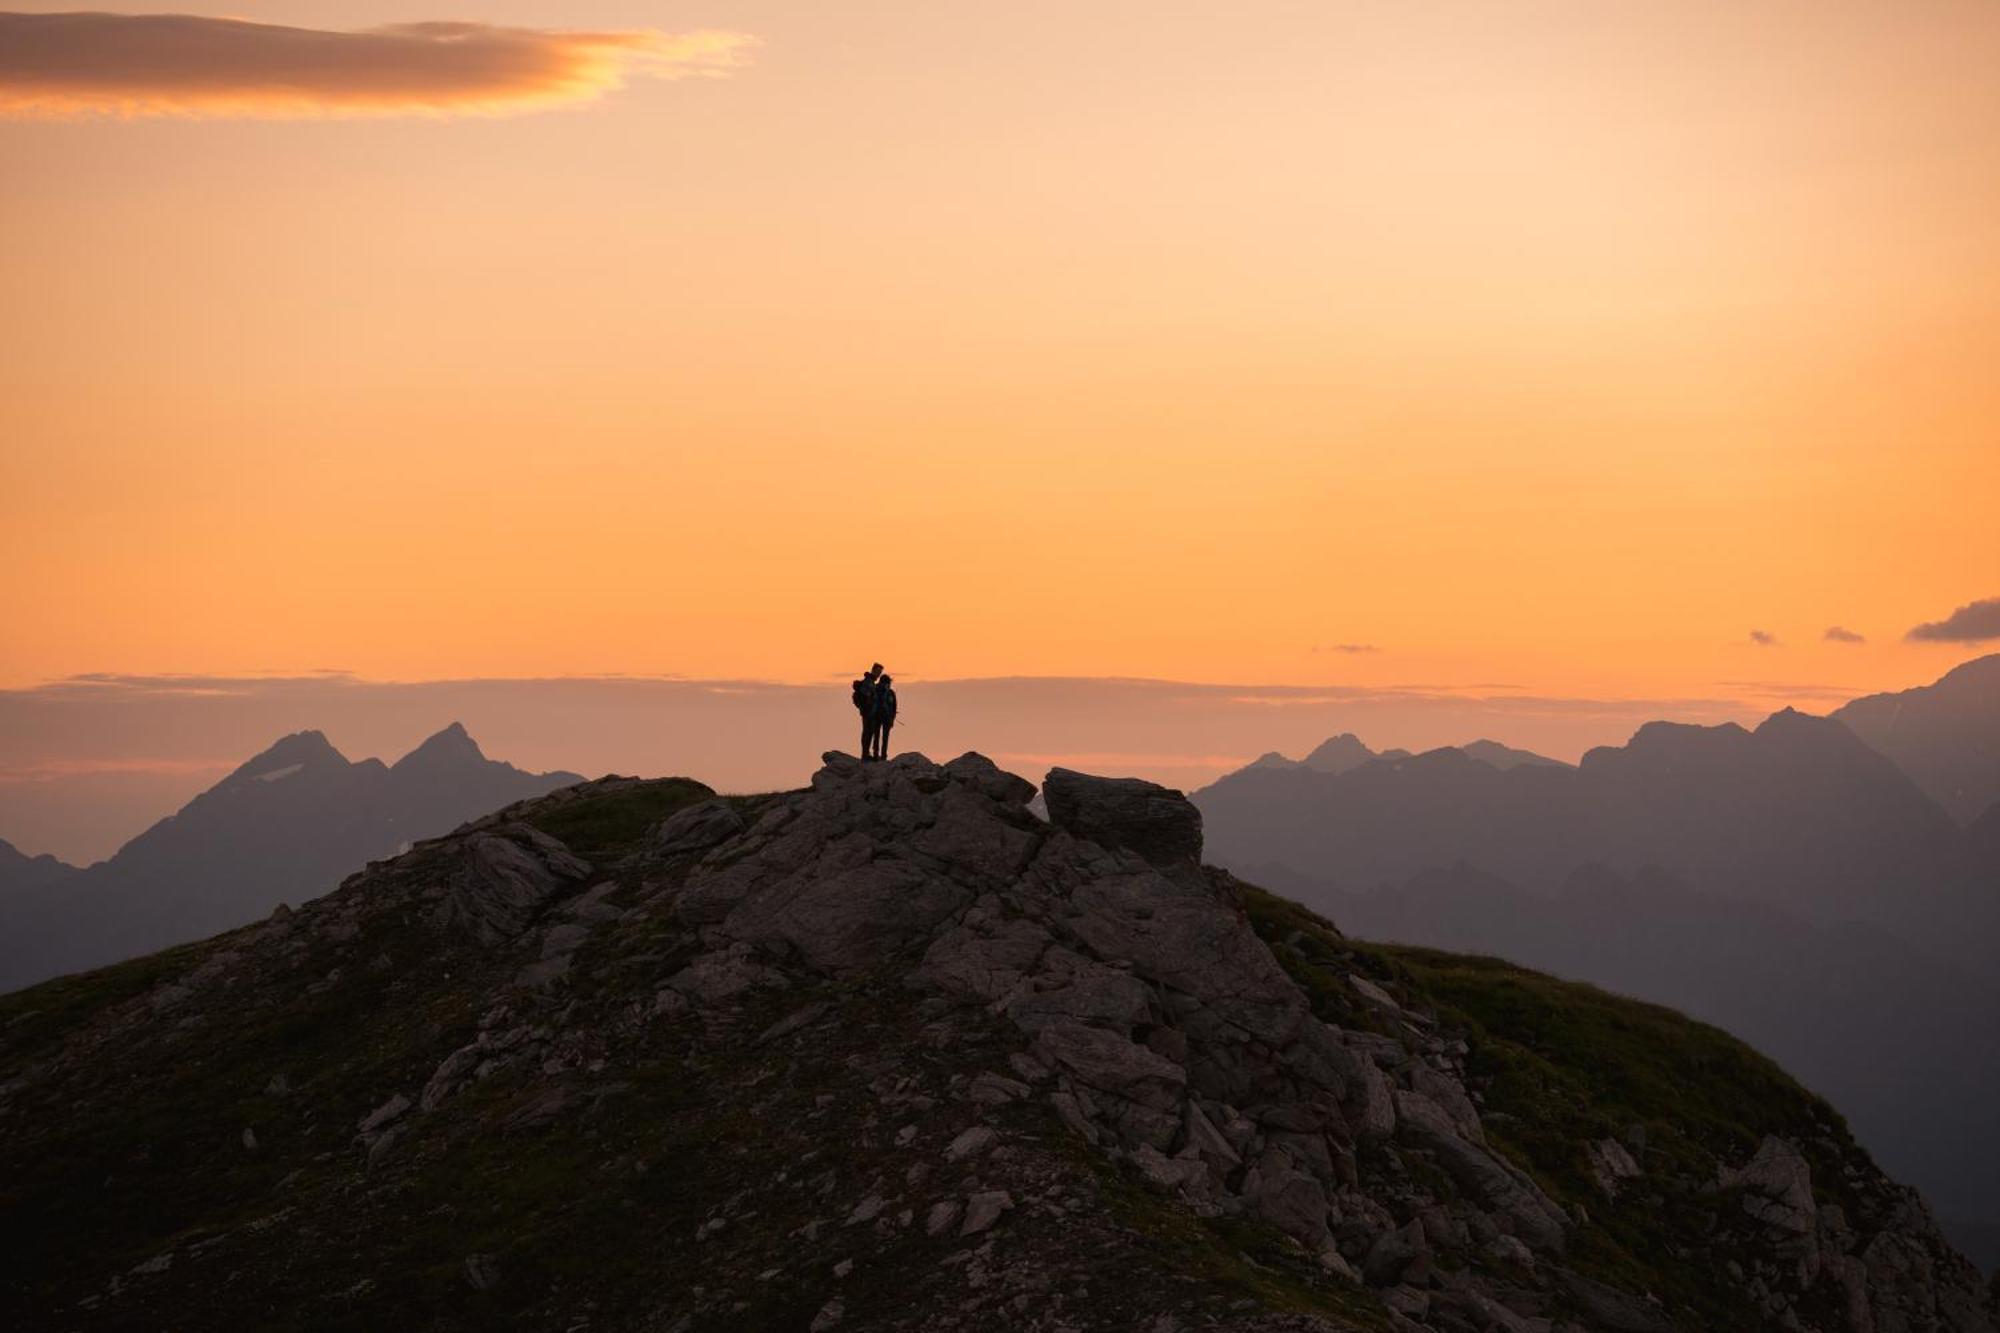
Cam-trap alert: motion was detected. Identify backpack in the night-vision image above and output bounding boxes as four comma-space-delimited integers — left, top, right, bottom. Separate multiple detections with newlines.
852, 679, 874, 714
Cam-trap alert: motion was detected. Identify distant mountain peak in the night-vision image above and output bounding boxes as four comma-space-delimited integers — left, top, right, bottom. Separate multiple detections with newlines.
1460, 739, 1569, 771
392, 722, 488, 773
1302, 732, 1376, 774
227, 729, 349, 782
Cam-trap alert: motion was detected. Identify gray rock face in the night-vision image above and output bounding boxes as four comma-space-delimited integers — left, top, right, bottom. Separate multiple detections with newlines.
648, 798, 746, 856
1041, 768, 1204, 865
435, 824, 591, 946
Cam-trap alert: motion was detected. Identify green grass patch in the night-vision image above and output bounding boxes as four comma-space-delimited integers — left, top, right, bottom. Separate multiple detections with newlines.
525, 778, 714, 863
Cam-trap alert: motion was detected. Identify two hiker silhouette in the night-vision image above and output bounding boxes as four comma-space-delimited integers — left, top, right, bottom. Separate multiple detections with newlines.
850, 663, 899, 761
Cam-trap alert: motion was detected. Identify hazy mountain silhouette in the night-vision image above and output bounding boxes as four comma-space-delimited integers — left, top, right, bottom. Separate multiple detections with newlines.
1459, 737, 1570, 770
1231, 733, 1562, 782
1835, 652, 2000, 823
1301, 732, 1398, 773
0, 838, 80, 894
1199, 708, 1961, 929
0, 725, 580, 992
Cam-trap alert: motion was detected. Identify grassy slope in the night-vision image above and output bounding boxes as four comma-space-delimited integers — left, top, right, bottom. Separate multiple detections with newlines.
1243, 883, 1868, 1330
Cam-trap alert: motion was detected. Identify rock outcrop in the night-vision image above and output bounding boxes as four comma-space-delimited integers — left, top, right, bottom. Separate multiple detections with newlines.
0, 751, 1991, 1333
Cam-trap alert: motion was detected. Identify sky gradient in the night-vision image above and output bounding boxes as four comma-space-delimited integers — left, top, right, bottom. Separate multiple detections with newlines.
2, 2, 1997, 832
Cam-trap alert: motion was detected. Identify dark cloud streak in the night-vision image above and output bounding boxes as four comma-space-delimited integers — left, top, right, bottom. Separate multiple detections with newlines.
0, 12, 755, 119
1906, 597, 2000, 644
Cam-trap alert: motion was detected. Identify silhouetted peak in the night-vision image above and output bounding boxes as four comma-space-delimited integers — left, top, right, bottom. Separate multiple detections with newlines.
1245, 751, 1300, 771
227, 729, 349, 782
1460, 739, 1569, 771
1302, 733, 1376, 774
1752, 708, 1879, 760
392, 722, 489, 774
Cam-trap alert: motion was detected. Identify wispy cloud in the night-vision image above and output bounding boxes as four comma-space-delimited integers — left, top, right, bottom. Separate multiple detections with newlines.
1749, 630, 1779, 647
0, 757, 233, 784
1906, 597, 2000, 644
1312, 643, 1379, 655
1823, 626, 1866, 644
0, 13, 756, 120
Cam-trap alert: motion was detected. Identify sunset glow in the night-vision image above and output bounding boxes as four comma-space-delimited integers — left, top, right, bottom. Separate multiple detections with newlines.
2, 1, 1996, 719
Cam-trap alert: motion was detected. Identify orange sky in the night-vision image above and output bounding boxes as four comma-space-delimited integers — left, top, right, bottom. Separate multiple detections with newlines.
2, 1, 1997, 711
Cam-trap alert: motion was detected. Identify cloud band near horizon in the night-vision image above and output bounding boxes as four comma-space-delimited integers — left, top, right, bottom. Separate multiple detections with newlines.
0, 12, 756, 120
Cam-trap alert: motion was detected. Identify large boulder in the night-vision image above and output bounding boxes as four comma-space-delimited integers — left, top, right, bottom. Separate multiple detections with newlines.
434, 824, 591, 946
1041, 769, 1203, 865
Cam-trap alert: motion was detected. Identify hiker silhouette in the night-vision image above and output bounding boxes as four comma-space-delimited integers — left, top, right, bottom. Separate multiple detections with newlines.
871, 674, 897, 760
851, 663, 883, 760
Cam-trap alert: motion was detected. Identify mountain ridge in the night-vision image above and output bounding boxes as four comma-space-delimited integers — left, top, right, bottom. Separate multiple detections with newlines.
0, 752, 1989, 1331
0, 724, 582, 992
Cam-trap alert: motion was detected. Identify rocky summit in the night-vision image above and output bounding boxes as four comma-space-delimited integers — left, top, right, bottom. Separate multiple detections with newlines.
1, 753, 1994, 1332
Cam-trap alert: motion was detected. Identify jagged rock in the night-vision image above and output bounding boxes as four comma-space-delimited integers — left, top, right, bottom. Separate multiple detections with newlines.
1002, 951, 1152, 1031
942, 752, 1037, 806
757, 1000, 832, 1045
1722, 1136, 1817, 1235
925, 1199, 964, 1236
357, 1093, 410, 1135
436, 824, 591, 946
968, 1072, 1030, 1105
1588, 1136, 1642, 1198
1393, 1090, 1567, 1251
421, 1043, 484, 1112
1245, 1160, 1334, 1249
1033, 1022, 1186, 1111
918, 915, 1052, 1002
1363, 1218, 1429, 1286
649, 799, 746, 856
1349, 974, 1400, 1012
665, 944, 786, 1005
1131, 1143, 1212, 1195
960, 1190, 1013, 1236
944, 1126, 998, 1162
1041, 769, 1203, 865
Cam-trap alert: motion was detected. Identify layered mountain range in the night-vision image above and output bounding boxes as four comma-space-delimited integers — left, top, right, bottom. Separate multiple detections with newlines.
0, 724, 579, 992
2, 754, 1991, 1331
1194, 655, 2000, 1270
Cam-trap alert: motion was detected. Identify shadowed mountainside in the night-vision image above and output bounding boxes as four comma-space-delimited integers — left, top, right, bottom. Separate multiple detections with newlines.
1835, 653, 2000, 824
0, 724, 581, 992
0, 754, 1990, 1331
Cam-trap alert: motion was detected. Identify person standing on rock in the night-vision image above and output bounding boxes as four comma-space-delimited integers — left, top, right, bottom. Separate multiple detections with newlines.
853, 663, 883, 760
871, 674, 898, 760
